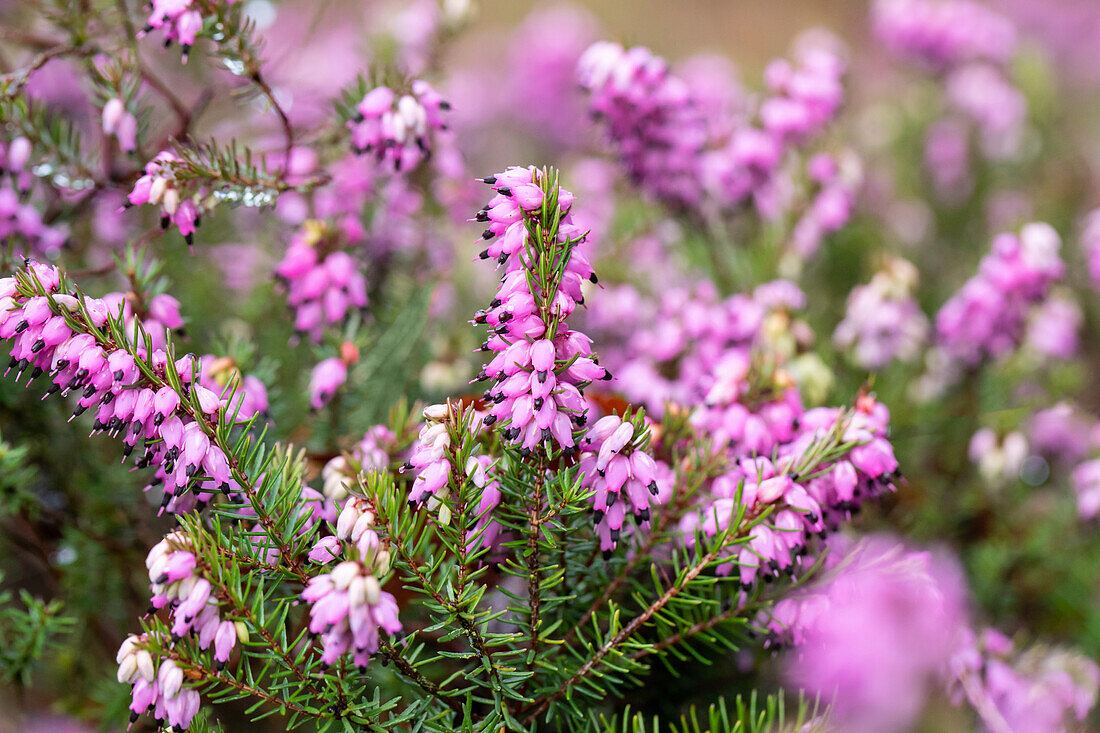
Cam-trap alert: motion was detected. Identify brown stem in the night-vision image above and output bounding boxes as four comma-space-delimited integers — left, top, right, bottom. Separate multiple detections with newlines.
523, 460, 546, 693
250, 70, 294, 165
628, 607, 738, 661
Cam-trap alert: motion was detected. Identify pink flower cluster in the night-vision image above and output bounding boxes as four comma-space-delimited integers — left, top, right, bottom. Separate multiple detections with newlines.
322, 425, 397, 504
578, 37, 846, 222
275, 221, 369, 343
464, 454, 505, 553
0, 263, 264, 515
949, 628, 1099, 731
307, 495, 391, 568
117, 635, 202, 730
833, 256, 928, 370
146, 532, 239, 665
102, 98, 138, 153
302, 558, 402, 670
682, 395, 900, 588
582, 279, 800, 417
763, 534, 1100, 730
874, 0, 1027, 186
1025, 291, 1082, 361
758, 39, 847, 147
308, 357, 348, 411
576, 42, 709, 210
1080, 207, 1100, 290
197, 355, 269, 421
788, 152, 860, 259
103, 290, 185, 352
140, 0, 237, 61
402, 404, 458, 509
944, 63, 1026, 161
872, 0, 1017, 69
578, 413, 670, 554
472, 167, 608, 455
1, 137, 69, 257
771, 536, 969, 733
398, 404, 510, 553
935, 222, 1064, 367
349, 82, 450, 172
126, 152, 201, 245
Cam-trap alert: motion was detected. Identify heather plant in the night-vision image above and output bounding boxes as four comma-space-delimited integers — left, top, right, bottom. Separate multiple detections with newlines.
3, 1, 1100, 732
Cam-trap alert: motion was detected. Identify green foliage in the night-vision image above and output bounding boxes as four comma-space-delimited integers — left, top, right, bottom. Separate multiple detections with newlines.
0, 94, 96, 191
0, 577, 74, 686
590, 693, 821, 733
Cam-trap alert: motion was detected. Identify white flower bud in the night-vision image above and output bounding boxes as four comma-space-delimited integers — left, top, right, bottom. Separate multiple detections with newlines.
148, 176, 168, 206
423, 403, 449, 421
136, 649, 155, 682
331, 560, 360, 591
102, 98, 126, 134
8, 137, 31, 170
374, 549, 391, 576
363, 574, 382, 606
117, 654, 138, 683
162, 187, 180, 216
347, 575, 367, 607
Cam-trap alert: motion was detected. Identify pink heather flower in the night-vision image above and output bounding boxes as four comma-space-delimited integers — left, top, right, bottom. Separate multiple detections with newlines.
678, 53, 747, 141
309, 358, 348, 411
872, 0, 1018, 70
302, 560, 401, 670
102, 97, 138, 153
348, 81, 450, 172
945, 63, 1026, 161
275, 221, 369, 343
683, 397, 899, 588
1079, 208, 1100, 290
125, 152, 202, 246
578, 413, 670, 555
309, 535, 343, 564
1071, 459, 1100, 519
948, 627, 1100, 731
967, 428, 1028, 487
0, 138, 69, 257
777, 536, 969, 733
401, 403, 471, 511
578, 41, 709, 210
140, 0, 237, 62
788, 151, 861, 259
145, 532, 237, 665
119, 634, 204, 730
322, 425, 396, 503
935, 223, 1064, 367
1025, 292, 1081, 360
334, 497, 382, 559
924, 117, 974, 203
581, 279, 812, 418
0, 263, 249, 514
1026, 403, 1096, 465
505, 5, 599, 147
102, 291, 185, 352
464, 455, 505, 554
471, 167, 607, 455
834, 257, 928, 369
759, 34, 846, 147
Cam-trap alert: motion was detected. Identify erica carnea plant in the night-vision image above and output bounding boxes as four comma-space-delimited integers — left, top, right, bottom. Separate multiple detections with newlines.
4, 1, 1100, 732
